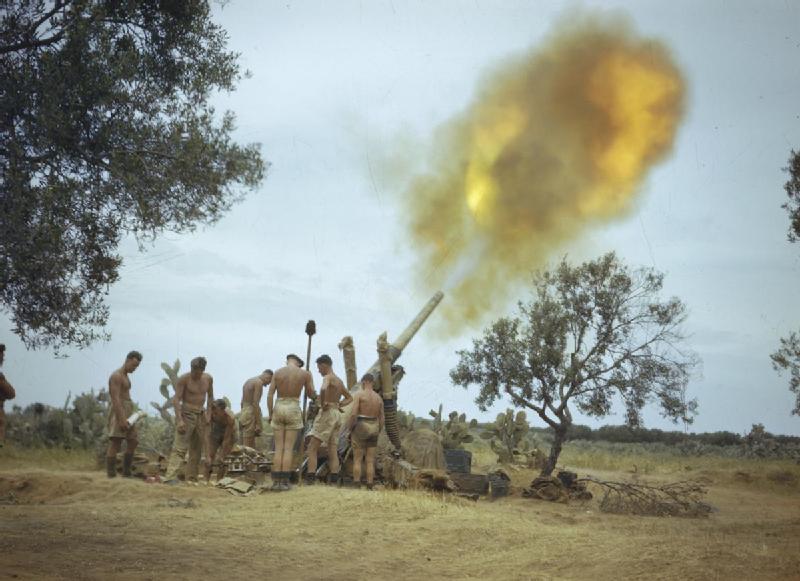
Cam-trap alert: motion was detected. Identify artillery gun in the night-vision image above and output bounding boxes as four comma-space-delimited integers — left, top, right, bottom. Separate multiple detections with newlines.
339, 290, 443, 451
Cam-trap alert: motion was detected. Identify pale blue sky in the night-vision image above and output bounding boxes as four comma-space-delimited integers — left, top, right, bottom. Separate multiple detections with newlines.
1, 0, 799, 435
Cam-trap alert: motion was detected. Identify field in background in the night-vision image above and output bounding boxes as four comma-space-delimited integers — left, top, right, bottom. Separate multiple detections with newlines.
1, 443, 799, 580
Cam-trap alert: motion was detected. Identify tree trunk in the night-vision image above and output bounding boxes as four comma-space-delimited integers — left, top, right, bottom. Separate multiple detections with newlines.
540, 425, 567, 477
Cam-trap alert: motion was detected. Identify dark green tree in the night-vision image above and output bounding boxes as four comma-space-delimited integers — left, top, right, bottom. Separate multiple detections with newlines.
772, 150, 800, 413
451, 252, 699, 476
782, 149, 800, 243
0, 0, 265, 350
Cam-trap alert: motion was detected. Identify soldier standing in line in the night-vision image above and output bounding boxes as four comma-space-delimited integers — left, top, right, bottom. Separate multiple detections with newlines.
347, 373, 384, 490
240, 369, 272, 448
164, 356, 214, 485
0, 344, 16, 448
267, 354, 315, 491
305, 354, 352, 485
105, 351, 142, 477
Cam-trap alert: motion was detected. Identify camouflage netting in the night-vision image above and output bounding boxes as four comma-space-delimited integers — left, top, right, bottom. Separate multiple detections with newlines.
401, 428, 445, 470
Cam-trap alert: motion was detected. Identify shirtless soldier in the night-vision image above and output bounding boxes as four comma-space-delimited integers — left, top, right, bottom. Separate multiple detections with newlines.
204, 399, 235, 484
240, 369, 273, 448
164, 356, 214, 484
105, 351, 142, 477
347, 373, 384, 490
0, 345, 16, 448
267, 354, 316, 491
306, 354, 352, 485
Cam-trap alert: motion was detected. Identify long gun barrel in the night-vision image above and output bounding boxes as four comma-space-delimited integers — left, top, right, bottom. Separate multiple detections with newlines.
362, 290, 444, 382
370, 291, 443, 451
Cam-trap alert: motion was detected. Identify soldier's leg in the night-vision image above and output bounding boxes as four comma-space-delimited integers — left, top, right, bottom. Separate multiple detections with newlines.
164, 422, 191, 482
106, 438, 122, 478
271, 427, 286, 490
215, 447, 228, 481
204, 441, 219, 482
365, 447, 377, 488
123, 435, 138, 477
352, 445, 364, 487
282, 429, 298, 473
307, 436, 321, 474
0, 408, 6, 446
327, 431, 340, 476
186, 425, 202, 482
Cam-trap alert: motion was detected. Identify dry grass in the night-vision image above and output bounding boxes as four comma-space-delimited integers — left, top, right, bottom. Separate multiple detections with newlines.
1, 446, 799, 580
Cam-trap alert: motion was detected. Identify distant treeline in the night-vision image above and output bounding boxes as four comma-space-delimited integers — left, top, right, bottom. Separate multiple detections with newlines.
533, 424, 800, 446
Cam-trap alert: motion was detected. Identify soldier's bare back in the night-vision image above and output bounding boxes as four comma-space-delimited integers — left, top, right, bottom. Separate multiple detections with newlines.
273, 365, 314, 399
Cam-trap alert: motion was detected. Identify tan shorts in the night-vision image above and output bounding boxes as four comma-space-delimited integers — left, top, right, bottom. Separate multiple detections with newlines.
271, 398, 303, 430
239, 403, 258, 437
310, 406, 342, 442
351, 417, 380, 449
107, 400, 138, 440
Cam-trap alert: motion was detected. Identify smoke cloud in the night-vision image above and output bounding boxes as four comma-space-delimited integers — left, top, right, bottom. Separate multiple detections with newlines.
401, 13, 686, 333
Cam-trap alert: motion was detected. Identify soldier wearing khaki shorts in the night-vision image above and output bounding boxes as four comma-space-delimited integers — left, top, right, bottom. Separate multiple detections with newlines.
347, 373, 384, 490
0, 344, 16, 448
267, 354, 316, 490
240, 369, 273, 448
164, 356, 214, 485
306, 354, 352, 485
105, 351, 142, 477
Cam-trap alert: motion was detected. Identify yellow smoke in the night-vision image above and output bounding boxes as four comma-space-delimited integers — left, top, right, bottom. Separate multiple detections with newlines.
403, 14, 686, 332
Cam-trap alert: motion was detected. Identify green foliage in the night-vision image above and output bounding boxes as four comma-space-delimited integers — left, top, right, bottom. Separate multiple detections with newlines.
451, 252, 699, 475
151, 359, 179, 427
0, 1, 265, 350
5, 389, 108, 449
782, 149, 800, 243
429, 404, 474, 450
396, 409, 417, 437
480, 409, 530, 463
771, 332, 800, 415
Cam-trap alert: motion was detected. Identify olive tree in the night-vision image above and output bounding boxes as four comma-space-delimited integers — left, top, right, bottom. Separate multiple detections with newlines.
771, 150, 800, 413
0, 0, 265, 350
451, 252, 699, 476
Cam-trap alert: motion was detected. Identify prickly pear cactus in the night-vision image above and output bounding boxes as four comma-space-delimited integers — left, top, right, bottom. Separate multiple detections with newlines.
430, 405, 474, 450
151, 359, 180, 426
480, 409, 530, 464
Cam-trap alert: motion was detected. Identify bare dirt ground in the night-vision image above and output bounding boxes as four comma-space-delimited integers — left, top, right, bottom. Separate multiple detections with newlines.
1, 454, 799, 580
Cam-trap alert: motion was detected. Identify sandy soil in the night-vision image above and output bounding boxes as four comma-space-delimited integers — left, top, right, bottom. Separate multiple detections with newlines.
1, 462, 799, 580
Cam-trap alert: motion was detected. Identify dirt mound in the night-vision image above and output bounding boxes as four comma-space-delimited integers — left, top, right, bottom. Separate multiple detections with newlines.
0, 472, 88, 505
401, 429, 444, 470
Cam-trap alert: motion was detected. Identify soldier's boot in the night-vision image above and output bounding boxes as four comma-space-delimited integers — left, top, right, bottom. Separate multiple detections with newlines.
366, 482, 375, 491
327, 472, 339, 486
303, 473, 316, 486
281, 473, 292, 491
106, 456, 117, 478
122, 453, 134, 477
270, 472, 283, 491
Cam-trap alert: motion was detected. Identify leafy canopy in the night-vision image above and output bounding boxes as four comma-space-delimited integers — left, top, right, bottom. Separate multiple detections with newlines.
782, 149, 800, 243
0, 0, 265, 350
451, 252, 699, 432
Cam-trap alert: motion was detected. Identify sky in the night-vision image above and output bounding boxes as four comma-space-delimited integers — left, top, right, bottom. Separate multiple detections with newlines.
1, 0, 799, 436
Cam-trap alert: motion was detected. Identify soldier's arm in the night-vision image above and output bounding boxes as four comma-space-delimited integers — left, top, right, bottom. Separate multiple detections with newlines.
253, 381, 263, 434
174, 376, 186, 430
377, 394, 385, 432
222, 416, 235, 457
0, 372, 15, 400
266, 375, 276, 420
347, 394, 361, 430
304, 370, 317, 401
108, 373, 129, 430
205, 375, 214, 421
338, 384, 353, 410
319, 375, 330, 403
